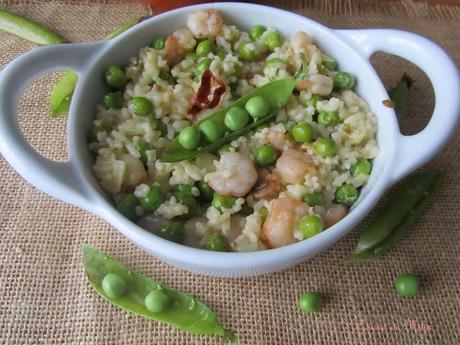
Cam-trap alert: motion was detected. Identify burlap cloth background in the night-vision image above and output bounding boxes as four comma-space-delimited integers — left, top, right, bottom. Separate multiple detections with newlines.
1, 0, 459, 344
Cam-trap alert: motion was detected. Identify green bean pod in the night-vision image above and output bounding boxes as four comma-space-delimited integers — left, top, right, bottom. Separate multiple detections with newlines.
83, 245, 237, 342
388, 74, 413, 124
347, 171, 441, 260
49, 17, 143, 116
160, 78, 297, 162
0, 9, 65, 45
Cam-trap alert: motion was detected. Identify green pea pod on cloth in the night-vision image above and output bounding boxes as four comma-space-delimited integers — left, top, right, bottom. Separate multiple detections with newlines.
346, 171, 442, 261
0, 9, 66, 45
160, 78, 297, 162
388, 74, 413, 124
83, 245, 238, 343
49, 17, 144, 116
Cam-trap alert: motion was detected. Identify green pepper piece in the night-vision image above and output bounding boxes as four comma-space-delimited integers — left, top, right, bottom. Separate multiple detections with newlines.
49, 17, 143, 117
346, 172, 441, 261
0, 9, 66, 45
83, 245, 237, 342
388, 74, 413, 125
160, 78, 297, 162
347, 171, 441, 259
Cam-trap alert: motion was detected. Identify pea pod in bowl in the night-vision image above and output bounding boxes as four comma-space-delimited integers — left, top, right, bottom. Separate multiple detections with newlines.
83, 245, 238, 342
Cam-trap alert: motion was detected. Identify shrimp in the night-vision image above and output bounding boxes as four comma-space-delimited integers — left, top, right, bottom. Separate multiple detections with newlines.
324, 204, 347, 228
260, 198, 310, 248
207, 152, 257, 197
265, 130, 295, 151
163, 28, 196, 65
254, 170, 283, 200
289, 31, 313, 52
186, 9, 223, 39
275, 149, 315, 185
120, 153, 148, 191
296, 74, 333, 96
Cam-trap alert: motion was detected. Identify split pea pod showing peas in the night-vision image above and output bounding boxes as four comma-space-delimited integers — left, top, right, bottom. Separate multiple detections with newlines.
49, 17, 144, 116
83, 245, 238, 343
0, 9, 66, 45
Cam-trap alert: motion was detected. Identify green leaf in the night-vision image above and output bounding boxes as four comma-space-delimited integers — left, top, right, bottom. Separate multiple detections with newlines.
83, 245, 237, 342
160, 78, 297, 163
294, 54, 308, 80
50, 70, 78, 116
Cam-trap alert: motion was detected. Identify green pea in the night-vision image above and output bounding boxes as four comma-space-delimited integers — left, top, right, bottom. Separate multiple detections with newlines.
130, 96, 153, 117
135, 139, 152, 161
263, 31, 283, 52
298, 215, 324, 239
159, 220, 185, 244
259, 207, 268, 222
101, 273, 127, 300
245, 96, 269, 118
212, 194, 236, 210
249, 25, 266, 41
305, 94, 320, 108
216, 51, 226, 61
303, 192, 324, 207
104, 65, 126, 89
205, 233, 229, 252
116, 193, 139, 222
194, 58, 212, 78
153, 119, 168, 137
196, 39, 213, 57
185, 52, 198, 62
174, 184, 193, 193
239, 42, 257, 61
264, 57, 284, 68
394, 273, 421, 297
253, 144, 278, 166
178, 127, 201, 150
335, 184, 358, 206
314, 138, 337, 157
174, 191, 198, 216
218, 143, 232, 155
351, 159, 371, 176
317, 111, 340, 127
199, 119, 223, 143
298, 292, 322, 312
232, 63, 243, 78
145, 290, 170, 313
334, 71, 355, 90
151, 36, 165, 49
224, 106, 249, 131
322, 58, 337, 71
102, 91, 123, 109
159, 70, 175, 84
89, 124, 106, 142
240, 203, 253, 216
291, 122, 313, 143
196, 181, 214, 202
140, 186, 165, 212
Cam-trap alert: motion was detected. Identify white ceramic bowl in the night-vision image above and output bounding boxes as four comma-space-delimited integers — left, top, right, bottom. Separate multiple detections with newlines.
1, 3, 459, 277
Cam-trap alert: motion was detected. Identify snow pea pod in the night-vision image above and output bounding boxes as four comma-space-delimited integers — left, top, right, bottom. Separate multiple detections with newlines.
348, 171, 441, 260
388, 74, 413, 124
49, 17, 143, 116
0, 9, 65, 45
160, 78, 297, 162
83, 245, 237, 343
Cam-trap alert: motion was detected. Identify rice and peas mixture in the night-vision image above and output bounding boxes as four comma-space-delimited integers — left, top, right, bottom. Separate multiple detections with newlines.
89, 9, 378, 252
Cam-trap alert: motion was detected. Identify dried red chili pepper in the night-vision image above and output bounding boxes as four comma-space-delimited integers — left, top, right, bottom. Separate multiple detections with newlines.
188, 69, 226, 116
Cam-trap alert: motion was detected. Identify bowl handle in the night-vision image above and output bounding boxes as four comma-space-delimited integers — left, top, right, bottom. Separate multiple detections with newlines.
337, 29, 460, 183
0, 43, 102, 210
